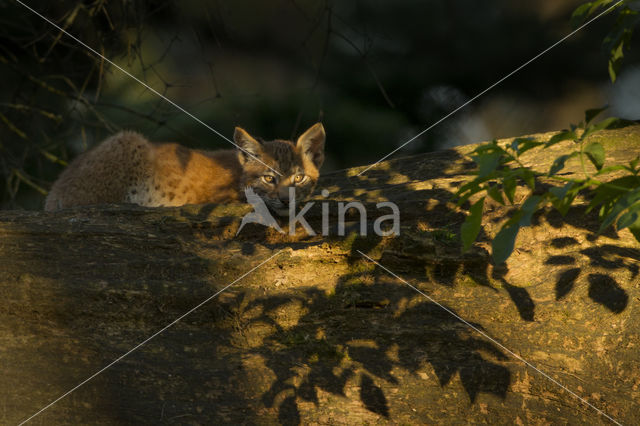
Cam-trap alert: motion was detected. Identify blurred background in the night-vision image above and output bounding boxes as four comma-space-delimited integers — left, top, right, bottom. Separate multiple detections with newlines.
1, 0, 639, 209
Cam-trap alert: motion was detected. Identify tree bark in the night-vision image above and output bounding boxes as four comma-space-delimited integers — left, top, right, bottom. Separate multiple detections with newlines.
2, 125, 640, 425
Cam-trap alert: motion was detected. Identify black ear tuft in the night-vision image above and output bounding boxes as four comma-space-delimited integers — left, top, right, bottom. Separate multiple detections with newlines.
234, 127, 264, 165
296, 122, 325, 169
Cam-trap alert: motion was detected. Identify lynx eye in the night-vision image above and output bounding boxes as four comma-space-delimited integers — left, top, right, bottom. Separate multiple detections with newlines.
261, 175, 275, 184
293, 174, 306, 184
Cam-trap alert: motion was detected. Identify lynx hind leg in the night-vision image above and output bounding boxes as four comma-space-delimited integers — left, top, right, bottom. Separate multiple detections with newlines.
45, 131, 154, 210
44, 187, 62, 211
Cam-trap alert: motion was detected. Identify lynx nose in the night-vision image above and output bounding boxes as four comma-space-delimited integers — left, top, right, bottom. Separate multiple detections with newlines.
278, 186, 296, 205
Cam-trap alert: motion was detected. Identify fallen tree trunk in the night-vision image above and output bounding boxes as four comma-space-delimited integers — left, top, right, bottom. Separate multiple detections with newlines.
2, 125, 640, 425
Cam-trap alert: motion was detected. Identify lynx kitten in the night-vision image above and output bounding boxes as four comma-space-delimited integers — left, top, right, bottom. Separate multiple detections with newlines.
45, 123, 325, 214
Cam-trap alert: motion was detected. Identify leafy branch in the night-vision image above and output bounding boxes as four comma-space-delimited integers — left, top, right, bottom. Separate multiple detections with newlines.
457, 108, 640, 264
572, 0, 640, 82
457, 0, 640, 263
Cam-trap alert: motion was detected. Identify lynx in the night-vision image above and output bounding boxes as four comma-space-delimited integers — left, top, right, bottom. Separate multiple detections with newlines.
44, 123, 325, 215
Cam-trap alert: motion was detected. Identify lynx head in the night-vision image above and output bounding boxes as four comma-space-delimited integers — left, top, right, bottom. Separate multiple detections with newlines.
234, 123, 325, 216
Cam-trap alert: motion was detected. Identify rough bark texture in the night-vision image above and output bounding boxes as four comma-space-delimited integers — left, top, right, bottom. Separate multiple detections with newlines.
2, 125, 640, 425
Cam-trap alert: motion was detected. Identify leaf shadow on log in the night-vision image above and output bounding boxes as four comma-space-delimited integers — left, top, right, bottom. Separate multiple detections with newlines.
539, 208, 636, 313
240, 263, 511, 422
343, 153, 539, 323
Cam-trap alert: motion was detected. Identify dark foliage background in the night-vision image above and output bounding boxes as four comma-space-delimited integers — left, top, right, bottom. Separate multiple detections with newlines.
1, 0, 638, 209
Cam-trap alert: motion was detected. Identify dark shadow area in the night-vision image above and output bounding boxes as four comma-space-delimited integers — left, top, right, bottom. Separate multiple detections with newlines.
500, 283, 536, 322
555, 268, 581, 300
360, 374, 389, 418
588, 274, 628, 314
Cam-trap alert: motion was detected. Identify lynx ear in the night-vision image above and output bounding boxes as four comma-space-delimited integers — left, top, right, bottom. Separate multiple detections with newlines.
296, 122, 325, 169
234, 127, 263, 165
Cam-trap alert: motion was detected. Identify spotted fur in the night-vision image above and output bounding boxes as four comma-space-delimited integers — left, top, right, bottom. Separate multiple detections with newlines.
44, 124, 325, 212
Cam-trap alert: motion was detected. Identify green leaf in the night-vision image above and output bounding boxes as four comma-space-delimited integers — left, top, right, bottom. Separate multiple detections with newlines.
491, 196, 541, 264
601, 175, 640, 191
586, 176, 640, 220
616, 204, 640, 230
629, 220, 640, 243
571, 2, 594, 27
609, 42, 625, 82
470, 139, 501, 156
520, 195, 542, 225
503, 176, 516, 204
611, 38, 626, 62
589, 0, 623, 16
587, 175, 640, 214
461, 197, 484, 252
486, 184, 505, 205
545, 130, 577, 148
591, 117, 619, 132
549, 183, 571, 202
609, 60, 618, 83
548, 153, 576, 176
492, 219, 521, 265
599, 188, 640, 233
585, 105, 609, 125
472, 151, 503, 178
581, 117, 618, 140
456, 180, 479, 199
584, 142, 606, 170
520, 169, 536, 190
602, 7, 639, 82
594, 164, 628, 176
549, 182, 581, 216
511, 138, 542, 156
456, 177, 491, 206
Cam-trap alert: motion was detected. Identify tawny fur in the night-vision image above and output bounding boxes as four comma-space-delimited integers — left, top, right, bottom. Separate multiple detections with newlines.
45, 124, 325, 211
